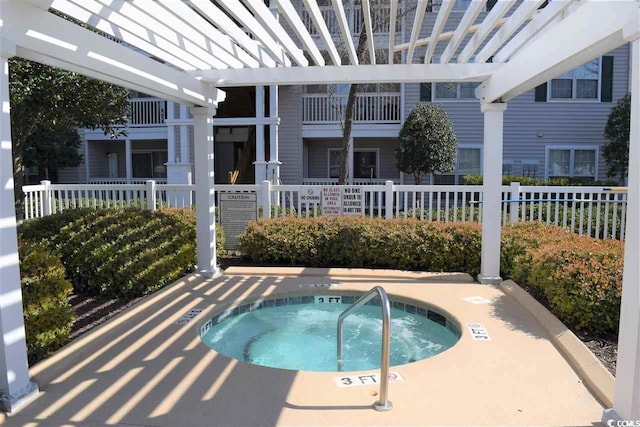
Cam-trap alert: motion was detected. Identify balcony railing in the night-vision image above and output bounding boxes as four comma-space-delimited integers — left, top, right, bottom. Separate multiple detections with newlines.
302, 93, 401, 124
129, 98, 166, 127
301, 5, 399, 36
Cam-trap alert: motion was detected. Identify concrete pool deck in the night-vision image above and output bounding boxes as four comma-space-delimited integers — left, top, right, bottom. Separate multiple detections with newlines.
2, 268, 610, 426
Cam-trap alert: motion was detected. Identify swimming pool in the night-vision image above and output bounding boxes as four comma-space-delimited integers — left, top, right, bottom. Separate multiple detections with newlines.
199, 293, 460, 372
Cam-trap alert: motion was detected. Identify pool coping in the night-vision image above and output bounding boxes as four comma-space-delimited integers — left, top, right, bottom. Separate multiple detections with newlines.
499, 279, 615, 408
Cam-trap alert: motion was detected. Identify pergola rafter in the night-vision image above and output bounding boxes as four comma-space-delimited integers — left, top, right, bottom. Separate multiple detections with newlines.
1, 0, 639, 421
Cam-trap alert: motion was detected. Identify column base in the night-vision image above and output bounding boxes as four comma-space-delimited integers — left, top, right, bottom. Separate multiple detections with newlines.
602, 408, 622, 424
477, 274, 502, 285
196, 267, 222, 279
0, 381, 39, 413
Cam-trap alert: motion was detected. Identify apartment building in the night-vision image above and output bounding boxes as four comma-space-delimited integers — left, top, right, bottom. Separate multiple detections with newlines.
56, 1, 631, 186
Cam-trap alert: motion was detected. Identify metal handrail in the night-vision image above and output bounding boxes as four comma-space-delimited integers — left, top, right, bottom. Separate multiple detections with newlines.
337, 286, 393, 411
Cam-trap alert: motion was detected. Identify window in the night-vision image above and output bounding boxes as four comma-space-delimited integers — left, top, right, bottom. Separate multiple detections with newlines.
549, 58, 600, 101
328, 149, 379, 179
132, 151, 168, 178
433, 147, 481, 185
547, 148, 597, 179
421, 82, 478, 101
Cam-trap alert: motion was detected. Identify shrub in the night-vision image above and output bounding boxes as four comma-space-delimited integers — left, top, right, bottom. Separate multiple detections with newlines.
238, 216, 482, 276
527, 236, 623, 336
19, 241, 75, 363
463, 174, 618, 186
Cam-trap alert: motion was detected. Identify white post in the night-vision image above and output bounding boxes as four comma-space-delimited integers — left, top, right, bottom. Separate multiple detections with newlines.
254, 86, 267, 183
0, 52, 39, 412
261, 180, 272, 219
478, 102, 507, 284
348, 136, 354, 185
191, 106, 220, 277
509, 181, 520, 224
167, 102, 176, 163
267, 85, 281, 183
41, 180, 52, 216
146, 180, 156, 211
385, 180, 394, 219
125, 139, 132, 183
604, 38, 640, 423
179, 105, 190, 165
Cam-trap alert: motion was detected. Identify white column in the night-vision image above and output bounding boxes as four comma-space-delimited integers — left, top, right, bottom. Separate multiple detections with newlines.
167, 102, 176, 163
254, 86, 267, 183
604, 39, 640, 423
348, 136, 354, 185
0, 52, 38, 412
179, 105, 190, 164
478, 102, 507, 284
267, 85, 281, 183
191, 106, 220, 278
125, 139, 132, 183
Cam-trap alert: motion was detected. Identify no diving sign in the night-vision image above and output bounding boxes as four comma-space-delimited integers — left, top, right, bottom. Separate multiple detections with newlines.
334, 372, 404, 388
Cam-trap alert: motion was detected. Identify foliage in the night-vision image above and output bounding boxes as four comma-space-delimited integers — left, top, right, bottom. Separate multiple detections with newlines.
18, 240, 75, 363
22, 126, 83, 181
9, 58, 130, 206
604, 94, 631, 182
396, 103, 458, 184
238, 216, 482, 276
20, 208, 225, 298
462, 174, 619, 186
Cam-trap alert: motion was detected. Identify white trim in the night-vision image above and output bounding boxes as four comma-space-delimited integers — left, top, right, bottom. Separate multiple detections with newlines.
431, 82, 479, 102
302, 124, 401, 139
544, 145, 600, 181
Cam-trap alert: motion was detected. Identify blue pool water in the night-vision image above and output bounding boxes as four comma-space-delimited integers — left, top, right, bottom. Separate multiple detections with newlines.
200, 300, 460, 372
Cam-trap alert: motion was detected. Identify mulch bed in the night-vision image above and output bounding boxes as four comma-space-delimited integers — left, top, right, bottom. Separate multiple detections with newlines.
67, 261, 619, 376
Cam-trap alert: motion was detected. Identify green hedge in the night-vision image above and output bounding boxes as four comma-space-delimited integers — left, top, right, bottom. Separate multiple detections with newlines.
20, 208, 225, 299
238, 216, 482, 276
19, 241, 75, 363
463, 174, 619, 186
239, 216, 623, 337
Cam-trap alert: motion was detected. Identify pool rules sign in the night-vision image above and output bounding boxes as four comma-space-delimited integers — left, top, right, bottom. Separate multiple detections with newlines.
321, 186, 363, 216
219, 193, 257, 250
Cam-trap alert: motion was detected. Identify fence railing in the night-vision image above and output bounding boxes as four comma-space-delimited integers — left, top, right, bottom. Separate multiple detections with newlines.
128, 98, 166, 127
22, 180, 629, 241
302, 93, 401, 123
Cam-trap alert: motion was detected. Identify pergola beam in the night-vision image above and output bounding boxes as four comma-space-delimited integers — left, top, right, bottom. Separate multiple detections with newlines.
407, 0, 428, 64
475, 0, 546, 64
331, 0, 358, 65
424, 0, 455, 64
301, 0, 341, 65
440, 0, 487, 64
361, 0, 376, 65
493, 0, 577, 63
189, 0, 278, 68
2, 1, 220, 106
457, 0, 516, 64
273, 0, 325, 66
244, 0, 308, 67
476, 1, 639, 103
388, 0, 398, 64
192, 63, 501, 86
214, 0, 292, 67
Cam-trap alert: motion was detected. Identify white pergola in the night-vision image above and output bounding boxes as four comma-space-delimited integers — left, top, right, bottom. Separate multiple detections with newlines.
0, 0, 638, 420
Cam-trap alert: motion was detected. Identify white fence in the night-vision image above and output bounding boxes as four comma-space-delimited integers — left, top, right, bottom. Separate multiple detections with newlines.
22, 180, 628, 240
128, 98, 166, 127
302, 93, 401, 123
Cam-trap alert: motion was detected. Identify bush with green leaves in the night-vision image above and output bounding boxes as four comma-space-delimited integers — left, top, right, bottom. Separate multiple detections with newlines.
19, 240, 75, 363
20, 208, 225, 298
604, 93, 630, 183
238, 216, 482, 276
396, 103, 458, 184
463, 174, 618, 186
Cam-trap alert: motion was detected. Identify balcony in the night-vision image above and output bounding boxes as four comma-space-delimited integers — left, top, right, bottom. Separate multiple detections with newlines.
129, 98, 166, 127
302, 92, 401, 124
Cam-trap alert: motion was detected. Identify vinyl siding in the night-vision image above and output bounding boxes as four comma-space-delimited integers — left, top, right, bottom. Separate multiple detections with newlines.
278, 85, 303, 184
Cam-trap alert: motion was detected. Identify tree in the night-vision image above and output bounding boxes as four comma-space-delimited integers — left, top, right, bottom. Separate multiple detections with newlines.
604, 93, 631, 183
396, 103, 458, 184
22, 125, 83, 182
9, 58, 129, 205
